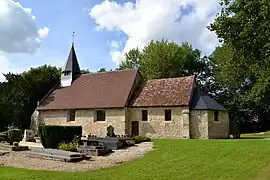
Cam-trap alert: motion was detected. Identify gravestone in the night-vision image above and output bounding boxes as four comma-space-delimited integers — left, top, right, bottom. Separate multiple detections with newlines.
107, 125, 114, 137
22, 129, 35, 142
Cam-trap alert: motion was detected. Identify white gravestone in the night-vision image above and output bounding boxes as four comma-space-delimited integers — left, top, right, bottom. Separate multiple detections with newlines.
23, 129, 35, 142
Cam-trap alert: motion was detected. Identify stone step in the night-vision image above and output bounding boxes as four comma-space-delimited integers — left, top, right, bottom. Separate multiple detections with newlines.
19, 141, 44, 149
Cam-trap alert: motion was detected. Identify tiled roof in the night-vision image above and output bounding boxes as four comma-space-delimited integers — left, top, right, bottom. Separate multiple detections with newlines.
37, 69, 139, 110
190, 87, 227, 111
132, 76, 195, 107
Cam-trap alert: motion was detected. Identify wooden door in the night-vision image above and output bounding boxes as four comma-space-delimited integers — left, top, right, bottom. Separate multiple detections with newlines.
131, 121, 139, 136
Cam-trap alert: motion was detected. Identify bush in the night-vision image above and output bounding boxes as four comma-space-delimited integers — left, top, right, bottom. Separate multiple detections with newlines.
230, 121, 241, 138
8, 129, 22, 144
0, 131, 8, 142
58, 135, 80, 152
38, 125, 82, 149
132, 136, 151, 144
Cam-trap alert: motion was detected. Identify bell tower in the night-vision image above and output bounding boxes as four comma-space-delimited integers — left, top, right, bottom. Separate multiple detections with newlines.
61, 32, 81, 87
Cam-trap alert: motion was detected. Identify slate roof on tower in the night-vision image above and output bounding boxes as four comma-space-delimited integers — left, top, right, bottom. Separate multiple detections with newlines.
62, 43, 81, 75
190, 87, 227, 111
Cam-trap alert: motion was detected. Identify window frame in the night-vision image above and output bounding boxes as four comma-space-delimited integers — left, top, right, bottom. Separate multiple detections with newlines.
141, 110, 148, 121
164, 109, 172, 121
96, 109, 106, 121
63, 71, 71, 76
67, 109, 76, 122
214, 111, 219, 122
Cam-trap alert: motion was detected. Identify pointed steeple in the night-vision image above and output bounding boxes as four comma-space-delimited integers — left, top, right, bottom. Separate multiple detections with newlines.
61, 40, 81, 87
62, 43, 81, 75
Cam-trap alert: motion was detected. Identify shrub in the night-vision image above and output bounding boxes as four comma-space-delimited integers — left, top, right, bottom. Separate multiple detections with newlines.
38, 125, 82, 149
58, 135, 80, 152
8, 129, 22, 144
132, 136, 151, 144
230, 121, 241, 138
13, 142, 19, 146
0, 131, 8, 142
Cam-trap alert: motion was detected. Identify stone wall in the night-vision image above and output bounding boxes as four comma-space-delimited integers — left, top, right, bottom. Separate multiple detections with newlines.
38, 108, 229, 139
190, 110, 229, 139
129, 107, 189, 138
190, 110, 209, 139
208, 111, 229, 139
39, 108, 127, 136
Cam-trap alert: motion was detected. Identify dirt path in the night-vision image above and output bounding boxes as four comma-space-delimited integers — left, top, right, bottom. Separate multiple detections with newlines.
0, 142, 153, 172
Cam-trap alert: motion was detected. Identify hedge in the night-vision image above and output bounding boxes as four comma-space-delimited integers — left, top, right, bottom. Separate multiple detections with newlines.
0, 131, 8, 142
132, 136, 151, 144
38, 125, 82, 149
8, 129, 22, 144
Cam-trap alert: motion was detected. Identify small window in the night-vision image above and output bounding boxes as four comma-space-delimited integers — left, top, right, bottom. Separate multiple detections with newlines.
214, 111, 219, 122
96, 110, 106, 121
142, 110, 148, 121
68, 109, 76, 122
165, 110, 171, 121
63, 71, 71, 76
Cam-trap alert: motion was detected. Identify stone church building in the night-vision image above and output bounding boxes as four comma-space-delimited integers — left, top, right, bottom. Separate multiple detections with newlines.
33, 43, 229, 139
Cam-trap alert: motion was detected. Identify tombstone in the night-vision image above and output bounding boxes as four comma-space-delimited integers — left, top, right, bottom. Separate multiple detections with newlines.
107, 125, 114, 137
22, 129, 35, 142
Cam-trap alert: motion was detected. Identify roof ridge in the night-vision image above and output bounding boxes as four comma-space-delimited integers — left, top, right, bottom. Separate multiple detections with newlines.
147, 75, 195, 82
80, 69, 138, 76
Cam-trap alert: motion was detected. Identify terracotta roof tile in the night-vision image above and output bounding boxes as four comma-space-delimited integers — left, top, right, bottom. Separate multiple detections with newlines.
37, 69, 138, 110
132, 75, 195, 107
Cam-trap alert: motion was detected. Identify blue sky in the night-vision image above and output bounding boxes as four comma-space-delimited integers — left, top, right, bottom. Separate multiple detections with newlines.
0, 0, 221, 79
8, 0, 128, 72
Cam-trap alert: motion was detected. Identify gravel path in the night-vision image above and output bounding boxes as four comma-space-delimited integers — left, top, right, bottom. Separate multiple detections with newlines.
0, 142, 153, 172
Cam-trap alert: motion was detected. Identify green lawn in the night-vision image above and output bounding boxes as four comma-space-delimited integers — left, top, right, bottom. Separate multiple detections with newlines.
1, 139, 270, 180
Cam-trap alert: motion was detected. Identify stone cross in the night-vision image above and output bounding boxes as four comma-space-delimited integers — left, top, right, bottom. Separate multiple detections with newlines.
22, 129, 35, 142
107, 125, 114, 137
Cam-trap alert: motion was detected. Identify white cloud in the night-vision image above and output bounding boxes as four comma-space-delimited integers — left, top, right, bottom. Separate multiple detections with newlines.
89, 0, 221, 64
109, 50, 124, 65
0, 0, 50, 54
0, 0, 50, 81
38, 27, 50, 39
108, 40, 120, 49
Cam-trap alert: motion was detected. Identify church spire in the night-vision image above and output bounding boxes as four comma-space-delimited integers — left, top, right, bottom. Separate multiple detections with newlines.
61, 32, 81, 87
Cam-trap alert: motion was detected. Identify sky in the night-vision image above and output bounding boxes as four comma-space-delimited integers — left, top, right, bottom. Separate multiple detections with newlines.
0, 0, 222, 81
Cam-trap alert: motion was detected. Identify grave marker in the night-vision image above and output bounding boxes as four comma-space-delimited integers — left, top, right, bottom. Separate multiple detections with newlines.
107, 125, 114, 137
22, 129, 35, 142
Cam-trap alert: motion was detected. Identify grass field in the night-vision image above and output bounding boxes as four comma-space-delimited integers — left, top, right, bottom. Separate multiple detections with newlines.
1, 139, 270, 180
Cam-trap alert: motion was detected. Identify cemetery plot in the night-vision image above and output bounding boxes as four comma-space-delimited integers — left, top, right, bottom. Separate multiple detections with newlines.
28, 148, 85, 162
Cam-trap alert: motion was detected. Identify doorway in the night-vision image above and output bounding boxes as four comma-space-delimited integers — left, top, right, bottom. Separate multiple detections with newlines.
131, 121, 139, 136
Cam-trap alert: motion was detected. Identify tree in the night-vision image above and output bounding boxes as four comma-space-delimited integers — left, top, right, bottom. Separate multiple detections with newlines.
209, 0, 270, 131
0, 65, 60, 131
97, 68, 106, 72
80, 69, 91, 74
119, 39, 210, 86
119, 48, 141, 70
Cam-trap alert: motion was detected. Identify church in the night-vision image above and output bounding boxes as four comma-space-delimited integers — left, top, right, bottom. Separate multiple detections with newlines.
33, 43, 229, 139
